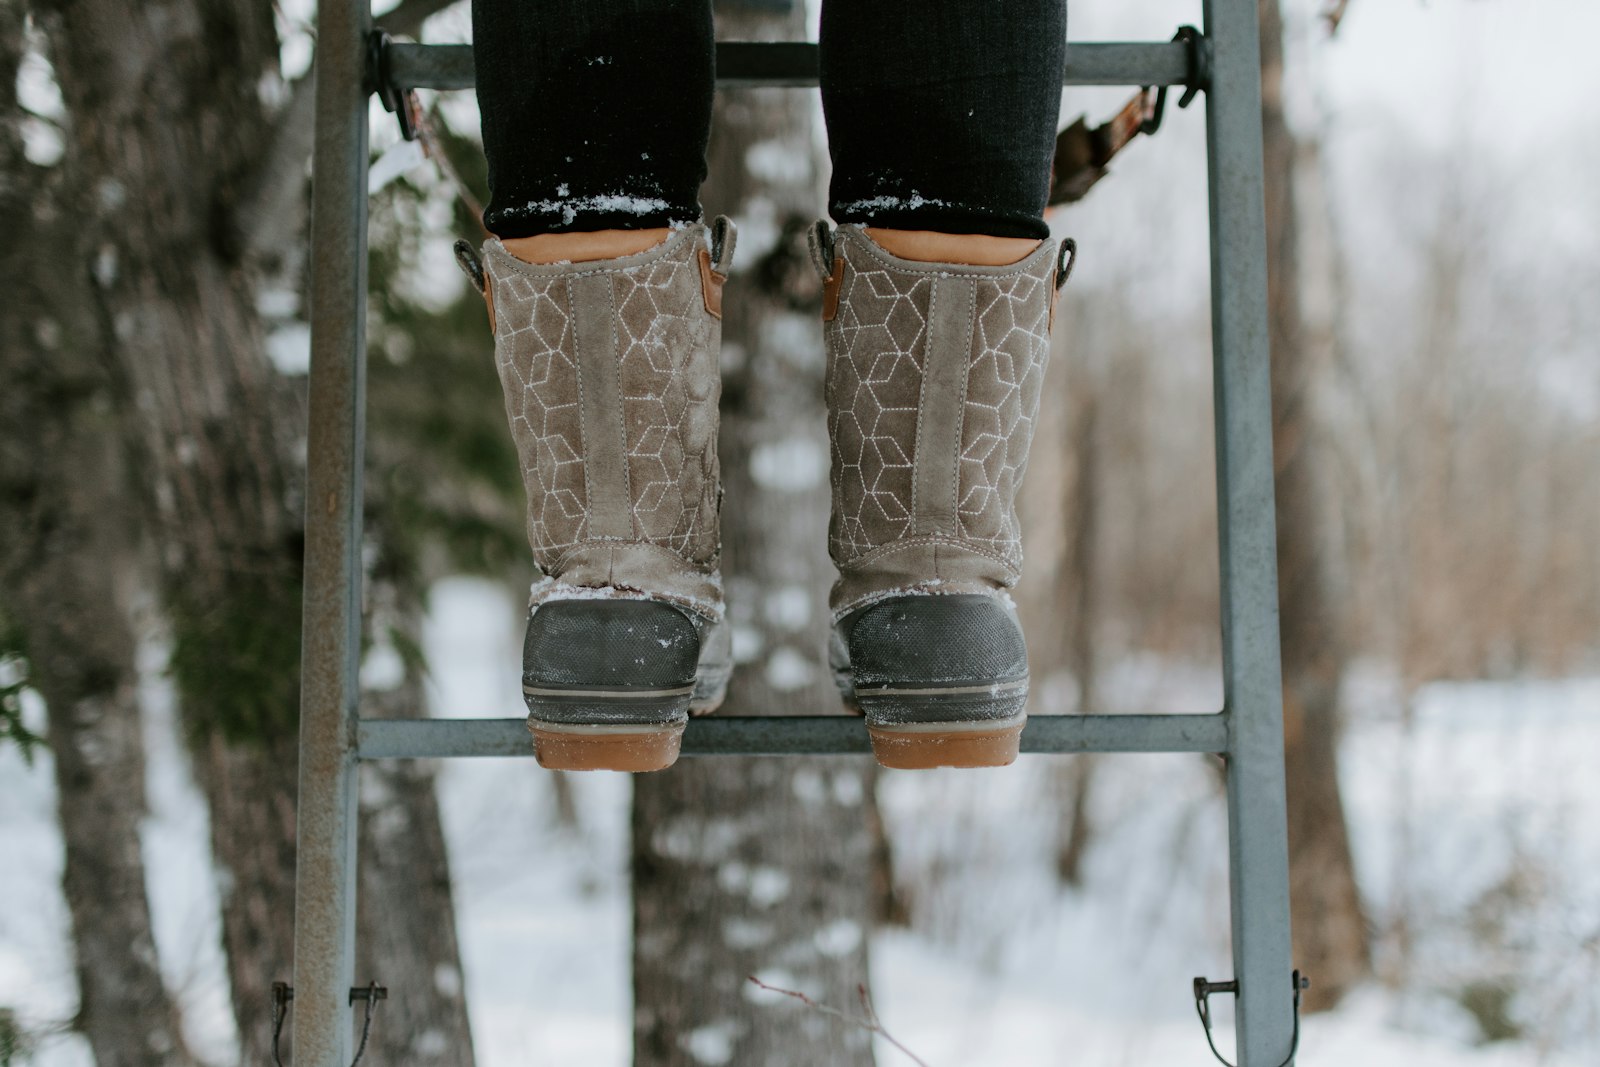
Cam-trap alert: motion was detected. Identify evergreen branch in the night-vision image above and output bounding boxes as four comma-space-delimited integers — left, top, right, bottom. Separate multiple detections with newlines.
0, 620, 45, 767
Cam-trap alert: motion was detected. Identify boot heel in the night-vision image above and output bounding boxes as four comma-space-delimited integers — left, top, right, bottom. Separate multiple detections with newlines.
865, 715, 1025, 770
528, 721, 686, 773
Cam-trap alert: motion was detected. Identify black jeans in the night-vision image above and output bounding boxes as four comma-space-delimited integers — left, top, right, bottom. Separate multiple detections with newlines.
472, 0, 1066, 241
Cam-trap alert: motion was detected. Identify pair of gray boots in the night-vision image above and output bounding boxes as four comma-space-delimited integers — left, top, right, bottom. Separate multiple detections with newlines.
457, 217, 1069, 771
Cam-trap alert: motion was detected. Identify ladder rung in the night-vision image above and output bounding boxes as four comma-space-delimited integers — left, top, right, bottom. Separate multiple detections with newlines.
356, 713, 1227, 760
384, 41, 1198, 93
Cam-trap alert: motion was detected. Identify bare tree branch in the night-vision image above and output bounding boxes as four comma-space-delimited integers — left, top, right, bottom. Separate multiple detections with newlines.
747, 977, 931, 1067
235, 0, 465, 262
1323, 0, 1353, 36
415, 98, 487, 231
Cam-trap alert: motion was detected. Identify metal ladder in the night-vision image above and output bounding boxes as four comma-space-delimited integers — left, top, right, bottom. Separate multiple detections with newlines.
293, 1, 1298, 1062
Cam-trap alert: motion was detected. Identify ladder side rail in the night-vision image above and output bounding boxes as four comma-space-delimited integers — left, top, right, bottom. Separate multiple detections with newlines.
1202, 0, 1297, 1063
294, 0, 371, 1061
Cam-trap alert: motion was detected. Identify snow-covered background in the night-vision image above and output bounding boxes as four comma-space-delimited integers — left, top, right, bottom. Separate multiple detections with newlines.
4, 578, 1597, 1065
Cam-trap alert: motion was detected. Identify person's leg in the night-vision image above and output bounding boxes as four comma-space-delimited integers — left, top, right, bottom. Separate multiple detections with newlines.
466, 1, 732, 771
473, 0, 715, 241
816, 1, 1070, 769
820, 0, 1066, 241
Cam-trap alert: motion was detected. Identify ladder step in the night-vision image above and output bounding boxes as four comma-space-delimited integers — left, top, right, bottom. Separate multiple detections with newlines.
384, 41, 1198, 93
356, 713, 1227, 760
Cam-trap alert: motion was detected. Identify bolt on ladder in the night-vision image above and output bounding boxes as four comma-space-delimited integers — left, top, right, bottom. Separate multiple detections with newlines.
295, 1, 1298, 1062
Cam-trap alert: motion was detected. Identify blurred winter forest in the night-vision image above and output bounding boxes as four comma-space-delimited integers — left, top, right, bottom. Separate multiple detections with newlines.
1, 0, 1597, 1065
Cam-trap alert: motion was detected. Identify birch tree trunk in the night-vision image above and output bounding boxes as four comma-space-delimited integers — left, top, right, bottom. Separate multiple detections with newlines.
631, 4, 877, 1064
1258, 0, 1370, 1009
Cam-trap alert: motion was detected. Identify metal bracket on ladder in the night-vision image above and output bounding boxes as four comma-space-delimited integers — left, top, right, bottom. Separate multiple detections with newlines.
368, 30, 419, 142
1144, 24, 1210, 133
298, 2, 1299, 1063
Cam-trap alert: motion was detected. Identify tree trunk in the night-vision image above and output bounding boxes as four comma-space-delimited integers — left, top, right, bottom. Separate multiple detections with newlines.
631, 3, 878, 1064
1053, 386, 1100, 887
355, 561, 478, 1066
0, 6, 197, 1063
356, 751, 477, 1066
1258, 0, 1370, 1010
30, 1, 476, 1059
38, 6, 309, 1056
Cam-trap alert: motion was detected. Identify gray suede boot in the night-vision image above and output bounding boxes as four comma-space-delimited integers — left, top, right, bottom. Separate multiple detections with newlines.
456, 219, 736, 771
811, 223, 1071, 768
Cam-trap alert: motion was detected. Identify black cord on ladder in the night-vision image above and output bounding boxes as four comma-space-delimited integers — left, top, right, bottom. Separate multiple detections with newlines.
271, 981, 387, 1067
348, 982, 382, 1066
1193, 970, 1309, 1067
271, 982, 291, 1067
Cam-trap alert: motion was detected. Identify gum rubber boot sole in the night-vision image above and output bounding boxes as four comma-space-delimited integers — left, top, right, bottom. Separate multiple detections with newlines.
865, 712, 1026, 769
837, 597, 1032, 769
528, 719, 687, 772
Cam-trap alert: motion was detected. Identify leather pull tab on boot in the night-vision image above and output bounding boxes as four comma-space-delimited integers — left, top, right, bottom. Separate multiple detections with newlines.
708, 215, 738, 275
821, 258, 843, 322
807, 220, 836, 282
700, 217, 737, 319
455, 239, 486, 293
697, 248, 725, 319
808, 221, 843, 322
1050, 238, 1078, 332
1054, 238, 1078, 290
455, 239, 495, 332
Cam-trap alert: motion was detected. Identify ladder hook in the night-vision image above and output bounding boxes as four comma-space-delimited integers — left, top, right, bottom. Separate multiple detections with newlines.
368, 29, 420, 141
1192, 970, 1309, 1067
1141, 25, 1208, 136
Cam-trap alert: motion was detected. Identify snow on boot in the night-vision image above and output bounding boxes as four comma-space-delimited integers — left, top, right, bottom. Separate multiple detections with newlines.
457, 219, 736, 772
811, 222, 1071, 769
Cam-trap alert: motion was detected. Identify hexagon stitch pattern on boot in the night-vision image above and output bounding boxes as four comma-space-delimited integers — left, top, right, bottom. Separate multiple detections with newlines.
817, 223, 1060, 769
464, 218, 737, 771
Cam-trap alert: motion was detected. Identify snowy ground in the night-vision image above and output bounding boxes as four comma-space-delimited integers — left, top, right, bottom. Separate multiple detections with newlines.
2, 577, 1596, 1066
